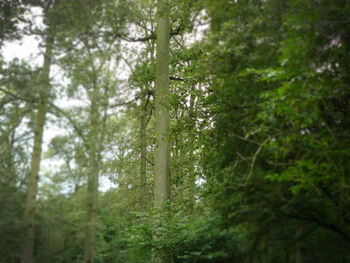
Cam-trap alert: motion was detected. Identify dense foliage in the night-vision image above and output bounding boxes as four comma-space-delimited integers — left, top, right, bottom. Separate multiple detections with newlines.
1, 0, 349, 262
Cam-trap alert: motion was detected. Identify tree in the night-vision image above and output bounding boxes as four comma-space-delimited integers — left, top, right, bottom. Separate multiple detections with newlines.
58, 42, 119, 263
52, 1, 130, 261
0, 61, 34, 263
199, 0, 350, 262
21, 4, 56, 262
154, 0, 170, 209
153, 0, 170, 261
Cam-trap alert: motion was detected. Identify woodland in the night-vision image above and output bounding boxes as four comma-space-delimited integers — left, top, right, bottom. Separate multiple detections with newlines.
0, 0, 350, 263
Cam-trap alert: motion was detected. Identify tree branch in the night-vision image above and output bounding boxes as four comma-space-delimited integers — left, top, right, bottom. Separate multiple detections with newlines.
118, 25, 183, 42
170, 76, 185, 81
0, 87, 37, 103
48, 102, 87, 143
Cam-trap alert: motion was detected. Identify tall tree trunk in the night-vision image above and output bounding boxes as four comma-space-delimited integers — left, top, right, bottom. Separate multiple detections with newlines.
83, 87, 100, 263
154, 0, 170, 209
21, 27, 55, 263
153, 0, 170, 262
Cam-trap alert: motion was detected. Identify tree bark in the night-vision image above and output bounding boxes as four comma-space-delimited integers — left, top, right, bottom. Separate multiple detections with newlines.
153, 0, 170, 262
21, 26, 55, 263
154, 0, 170, 209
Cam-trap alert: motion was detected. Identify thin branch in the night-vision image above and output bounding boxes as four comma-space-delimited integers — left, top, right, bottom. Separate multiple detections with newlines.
279, 210, 350, 243
110, 99, 137, 108
173, 36, 184, 50
246, 137, 271, 183
143, 91, 152, 110
145, 107, 153, 128
142, 156, 154, 166
118, 33, 156, 42
118, 25, 183, 43
170, 76, 185, 81
48, 102, 87, 143
0, 87, 37, 103
229, 132, 261, 145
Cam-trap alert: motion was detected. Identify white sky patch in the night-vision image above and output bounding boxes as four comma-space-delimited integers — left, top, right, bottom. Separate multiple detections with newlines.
2, 7, 44, 64
2, 36, 42, 65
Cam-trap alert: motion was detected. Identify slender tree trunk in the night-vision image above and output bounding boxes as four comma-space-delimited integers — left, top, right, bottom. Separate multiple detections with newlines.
21, 27, 54, 263
174, 132, 183, 200
140, 94, 147, 211
296, 225, 307, 263
154, 0, 170, 209
140, 8, 155, 212
8, 124, 16, 185
83, 87, 100, 263
188, 92, 196, 213
262, 243, 268, 263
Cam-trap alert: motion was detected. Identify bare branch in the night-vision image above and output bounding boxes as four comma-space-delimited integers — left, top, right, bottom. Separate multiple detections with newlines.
170, 76, 185, 81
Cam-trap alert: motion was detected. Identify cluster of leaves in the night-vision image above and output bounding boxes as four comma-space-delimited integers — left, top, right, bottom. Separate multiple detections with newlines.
200, 0, 350, 262
114, 205, 243, 263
